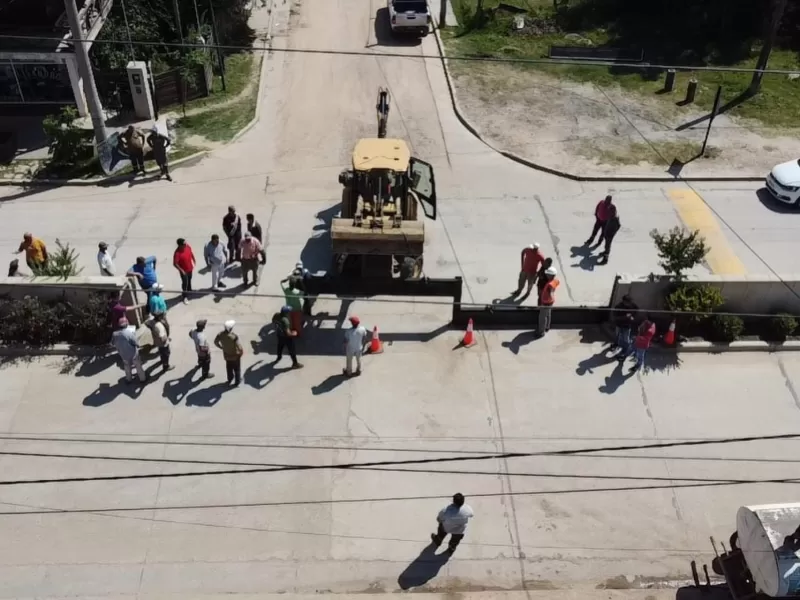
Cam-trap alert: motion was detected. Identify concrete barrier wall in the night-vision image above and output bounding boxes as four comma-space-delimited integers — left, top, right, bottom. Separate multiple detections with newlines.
0, 276, 145, 325
609, 274, 800, 315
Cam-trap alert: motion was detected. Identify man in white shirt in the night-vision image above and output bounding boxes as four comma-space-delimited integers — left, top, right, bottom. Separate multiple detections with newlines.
97, 241, 115, 276
431, 493, 474, 554
204, 234, 229, 291
343, 315, 367, 377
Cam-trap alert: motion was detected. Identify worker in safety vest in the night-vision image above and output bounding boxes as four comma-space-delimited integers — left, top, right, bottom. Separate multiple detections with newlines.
537, 266, 559, 337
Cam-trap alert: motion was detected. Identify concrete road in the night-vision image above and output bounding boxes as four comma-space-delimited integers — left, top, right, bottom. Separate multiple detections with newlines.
1, 0, 800, 596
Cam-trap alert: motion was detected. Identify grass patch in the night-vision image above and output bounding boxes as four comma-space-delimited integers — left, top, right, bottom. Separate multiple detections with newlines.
447, 0, 800, 128
175, 82, 259, 143
574, 139, 721, 166
173, 52, 257, 113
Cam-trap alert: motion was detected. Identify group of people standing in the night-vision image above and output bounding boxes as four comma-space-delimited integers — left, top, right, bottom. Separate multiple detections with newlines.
610, 294, 656, 373
512, 242, 560, 338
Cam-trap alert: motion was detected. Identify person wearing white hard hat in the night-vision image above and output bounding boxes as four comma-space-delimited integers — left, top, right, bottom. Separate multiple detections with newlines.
513, 242, 545, 299
214, 320, 244, 386
537, 266, 560, 337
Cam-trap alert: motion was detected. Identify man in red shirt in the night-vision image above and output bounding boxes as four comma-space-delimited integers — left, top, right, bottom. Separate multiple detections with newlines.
619, 314, 656, 373
173, 238, 196, 304
513, 243, 545, 299
585, 195, 615, 247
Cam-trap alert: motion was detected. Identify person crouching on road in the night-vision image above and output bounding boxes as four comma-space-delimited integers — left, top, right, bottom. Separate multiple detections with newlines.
431, 493, 474, 555
537, 266, 559, 337
343, 315, 367, 377
189, 319, 213, 379
214, 320, 243, 386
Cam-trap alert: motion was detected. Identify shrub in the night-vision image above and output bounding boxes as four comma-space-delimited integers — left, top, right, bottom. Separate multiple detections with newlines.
767, 313, 798, 342
710, 314, 744, 343
31, 239, 83, 279
665, 284, 724, 324
41, 106, 90, 166
0, 295, 110, 347
650, 227, 709, 281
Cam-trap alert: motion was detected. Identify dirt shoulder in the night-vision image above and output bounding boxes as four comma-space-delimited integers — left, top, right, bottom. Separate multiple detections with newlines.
445, 58, 800, 179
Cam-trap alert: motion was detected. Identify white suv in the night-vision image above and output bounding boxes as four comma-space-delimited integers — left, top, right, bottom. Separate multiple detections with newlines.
388, 0, 430, 36
766, 159, 800, 206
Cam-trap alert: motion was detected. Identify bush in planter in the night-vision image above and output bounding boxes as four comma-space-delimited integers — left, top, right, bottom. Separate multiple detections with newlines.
665, 284, 724, 325
710, 313, 744, 343
767, 313, 798, 342
31, 239, 83, 279
650, 227, 709, 281
0, 295, 110, 347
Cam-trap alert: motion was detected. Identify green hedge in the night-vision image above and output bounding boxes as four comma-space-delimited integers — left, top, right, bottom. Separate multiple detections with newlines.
0, 295, 111, 347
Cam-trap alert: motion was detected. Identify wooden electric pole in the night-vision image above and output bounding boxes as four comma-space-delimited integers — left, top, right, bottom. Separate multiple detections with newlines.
63, 0, 107, 146
750, 0, 788, 94
439, 0, 447, 28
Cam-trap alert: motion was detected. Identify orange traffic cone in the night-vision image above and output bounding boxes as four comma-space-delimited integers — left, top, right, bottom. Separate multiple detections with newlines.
369, 326, 384, 354
663, 319, 676, 346
461, 318, 477, 347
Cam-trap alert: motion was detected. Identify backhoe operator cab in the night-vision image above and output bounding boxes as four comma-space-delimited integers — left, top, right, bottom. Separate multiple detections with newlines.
334, 138, 437, 279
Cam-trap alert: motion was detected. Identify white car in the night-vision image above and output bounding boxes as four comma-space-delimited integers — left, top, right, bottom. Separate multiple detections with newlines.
766, 159, 800, 206
387, 0, 430, 36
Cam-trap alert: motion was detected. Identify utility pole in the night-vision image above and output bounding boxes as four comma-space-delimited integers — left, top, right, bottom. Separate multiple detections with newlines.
192, 0, 202, 33
63, 0, 107, 146
208, 0, 226, 91
750, 0, 788, 94
119, 0, 135, 61
172, 0, 184, 43
439, 0, 447, 28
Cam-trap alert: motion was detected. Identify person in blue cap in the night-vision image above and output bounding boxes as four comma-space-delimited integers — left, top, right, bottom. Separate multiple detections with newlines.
271, 305, 303, 369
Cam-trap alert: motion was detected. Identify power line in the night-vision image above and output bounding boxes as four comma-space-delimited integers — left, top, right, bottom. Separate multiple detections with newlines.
1, 33, 799, 76
0, 432, 797, 486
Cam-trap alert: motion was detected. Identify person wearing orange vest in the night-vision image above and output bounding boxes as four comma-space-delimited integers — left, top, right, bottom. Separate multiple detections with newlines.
619, 315, 656, 373
512, 242, 545, 299
537, 266, 559, 337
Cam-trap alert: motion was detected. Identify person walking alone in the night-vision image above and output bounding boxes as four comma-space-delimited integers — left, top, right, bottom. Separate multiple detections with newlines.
97, 242, 114, 276
272, 306, 303, 369
173, 238, 196, 303
147, 124, 172, 181
204, 234, 229, 291
112, 318, 146, 384
343, 315, 367, 377
214, 320, 244, 386
189, 319, 213, 379
222, 206, 243, 264
537, 266, 560, 338
512, 243, 545, 299
585, 194, 615, 247
239, 231, 265, 287
599, 206, 621, 264
431, 493, 474, 555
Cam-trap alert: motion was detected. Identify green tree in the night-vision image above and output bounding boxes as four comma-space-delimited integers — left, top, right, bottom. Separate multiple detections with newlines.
650, 227, 709, 281
41, 106, 87, 166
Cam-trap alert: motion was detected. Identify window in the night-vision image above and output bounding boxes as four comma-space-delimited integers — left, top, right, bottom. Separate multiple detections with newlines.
393, 0, 428, 13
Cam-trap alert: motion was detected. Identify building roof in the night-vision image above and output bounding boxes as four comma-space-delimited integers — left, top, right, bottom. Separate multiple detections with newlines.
352, 138, 410, 172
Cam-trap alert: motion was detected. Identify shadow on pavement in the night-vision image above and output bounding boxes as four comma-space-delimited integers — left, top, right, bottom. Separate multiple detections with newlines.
311, 372, 349, 395
162, 366, 204, 405
598, 359, 636, 393
397, 542, 450, 590
645, 349, 682, 374
185, 381, 231, 407
301, 204, 338, 275
62, 352, 119, 377
576, 349, 618, 375
501, 330, 540, 354
83, 380, 144, 406
570, 244, 600, 271
757, 187, 798, 214
244, 360, 293, 389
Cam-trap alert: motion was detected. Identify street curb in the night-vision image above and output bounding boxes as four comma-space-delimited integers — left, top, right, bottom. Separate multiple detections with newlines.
598, 323, 800, 354
429, 22, 764, 184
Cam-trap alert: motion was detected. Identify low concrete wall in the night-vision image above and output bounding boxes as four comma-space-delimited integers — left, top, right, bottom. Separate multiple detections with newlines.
0, 275, 145, 325
609, 273, 800, 315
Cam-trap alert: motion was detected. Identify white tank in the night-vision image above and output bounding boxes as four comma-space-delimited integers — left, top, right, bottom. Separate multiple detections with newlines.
737, 504, 800, 597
